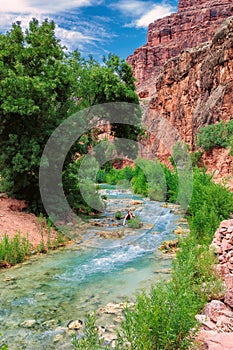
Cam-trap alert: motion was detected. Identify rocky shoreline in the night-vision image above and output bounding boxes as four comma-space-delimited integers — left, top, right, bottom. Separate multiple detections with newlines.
196, 219, 233, 349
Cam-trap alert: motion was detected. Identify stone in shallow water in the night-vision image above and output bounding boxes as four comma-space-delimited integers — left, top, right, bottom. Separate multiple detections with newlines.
67, 319, 83, 330
53, 333, 65, 343
20, 319, 37, 328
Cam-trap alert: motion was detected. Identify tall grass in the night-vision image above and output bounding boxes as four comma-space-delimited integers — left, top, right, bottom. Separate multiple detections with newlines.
0, 233, 30, 267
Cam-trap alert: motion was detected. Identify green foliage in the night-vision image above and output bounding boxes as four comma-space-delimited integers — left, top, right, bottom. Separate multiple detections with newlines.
187, 167, 233, 243
63, 157, 104, 215
0, 333, 8, 350
196, 120, 233, 151
131, 158, 175, 201
115, 235, 223, 350
127, 216, 142, 229
96, 169, 108, 183
162, 164, 178, 203
0, 233, 30, 267
136, 158, 167, 201
71, 162, 231, 350
0, 19, 73, 211
170, 143, 193, 209
105, 166, 135, 186
0, 20, 140, 213
131, 167, 147, 196
115, 211, 123, 220
72, 313, 110, 350
190, 151, 204, 167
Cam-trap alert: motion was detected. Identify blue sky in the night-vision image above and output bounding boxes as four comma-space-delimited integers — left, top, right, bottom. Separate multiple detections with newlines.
0, 0, 178, 60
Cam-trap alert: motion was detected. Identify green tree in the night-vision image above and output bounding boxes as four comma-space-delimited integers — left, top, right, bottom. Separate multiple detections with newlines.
0, 19, 74, 211
0, 19, 140, 213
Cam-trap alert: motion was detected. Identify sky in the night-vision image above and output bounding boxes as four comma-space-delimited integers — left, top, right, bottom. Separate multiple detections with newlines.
0, 0, 178, 60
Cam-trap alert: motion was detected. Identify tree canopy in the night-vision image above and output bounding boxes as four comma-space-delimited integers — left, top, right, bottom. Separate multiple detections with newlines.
0, 18, 140, 213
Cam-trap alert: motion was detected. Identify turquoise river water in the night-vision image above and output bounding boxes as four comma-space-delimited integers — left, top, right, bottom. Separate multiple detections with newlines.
0, 187, 186, 349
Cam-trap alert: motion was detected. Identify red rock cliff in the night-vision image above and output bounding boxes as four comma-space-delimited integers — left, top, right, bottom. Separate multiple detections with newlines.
127, 0, 233, 96
139, 17, 233, 166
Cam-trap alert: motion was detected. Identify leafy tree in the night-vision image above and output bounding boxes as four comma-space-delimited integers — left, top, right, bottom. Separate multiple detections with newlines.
0, 19, 140, 213
0, 19, 74, 211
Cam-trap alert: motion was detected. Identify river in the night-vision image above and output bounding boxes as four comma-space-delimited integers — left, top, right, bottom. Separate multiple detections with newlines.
0, 186, 187, 349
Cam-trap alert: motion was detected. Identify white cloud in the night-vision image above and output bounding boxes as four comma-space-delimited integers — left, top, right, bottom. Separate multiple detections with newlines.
0, 0, 102, 14
0, 12, 109, 55
0, 0, 108, 55
111, 0, 148, 17
135, 3, 175, 27
112, 1, 176, 28
55, 25, 105, 52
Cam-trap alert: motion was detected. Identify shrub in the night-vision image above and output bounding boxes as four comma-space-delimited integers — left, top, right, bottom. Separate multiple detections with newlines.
0, 233, 30, 267
187, 167, 233, 243
96, 169, 107, 183
115, 211, 122, 220
127, 216, 142, 229
196, 120, 233, 151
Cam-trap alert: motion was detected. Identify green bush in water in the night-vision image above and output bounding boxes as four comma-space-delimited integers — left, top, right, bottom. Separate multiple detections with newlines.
115, 211, 122, 220
127, 216, 142, 229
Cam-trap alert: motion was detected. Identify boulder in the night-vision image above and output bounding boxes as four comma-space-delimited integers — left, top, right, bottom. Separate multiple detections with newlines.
197, 330, 233, 350
203, 300, 230, 323
224, 290, 233, 308
20, 319, 37, 328
67, 319, 83, 330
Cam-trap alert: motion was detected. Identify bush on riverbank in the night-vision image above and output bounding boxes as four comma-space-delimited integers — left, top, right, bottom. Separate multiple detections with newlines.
0, 233, 30, 267
187, 168, 233, 244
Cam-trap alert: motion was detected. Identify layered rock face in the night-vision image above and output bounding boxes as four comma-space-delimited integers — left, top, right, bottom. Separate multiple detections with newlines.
127, 0, 233, 96
139, 17, 233, 162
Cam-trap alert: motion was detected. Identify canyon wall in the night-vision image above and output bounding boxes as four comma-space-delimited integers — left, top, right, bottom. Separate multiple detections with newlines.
139, 16, 233, 163
127, 0, 233, 97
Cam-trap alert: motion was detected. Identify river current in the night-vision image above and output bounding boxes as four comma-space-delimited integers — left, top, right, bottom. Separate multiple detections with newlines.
0, 186, 186, 349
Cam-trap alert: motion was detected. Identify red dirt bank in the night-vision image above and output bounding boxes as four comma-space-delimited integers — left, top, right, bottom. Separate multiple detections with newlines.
0, 195, 57, 248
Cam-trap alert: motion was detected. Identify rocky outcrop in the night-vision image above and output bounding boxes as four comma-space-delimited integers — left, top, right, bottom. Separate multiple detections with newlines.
138, 16, 233, 163
196, 219, 233, 348
127, 0, 233, 96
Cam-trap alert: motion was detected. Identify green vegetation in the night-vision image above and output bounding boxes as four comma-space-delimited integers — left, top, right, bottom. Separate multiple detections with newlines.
72, 314, 110, 350
0, 233, 30, 267
196, 119, 233, 152
115, 211, 123, 220
0, 19, 140, 214
127, 216, 142, 229
0, 334, 8, 350
74, 153, 233, 349
103, 166, 135, 185
116, 237, 223, 350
